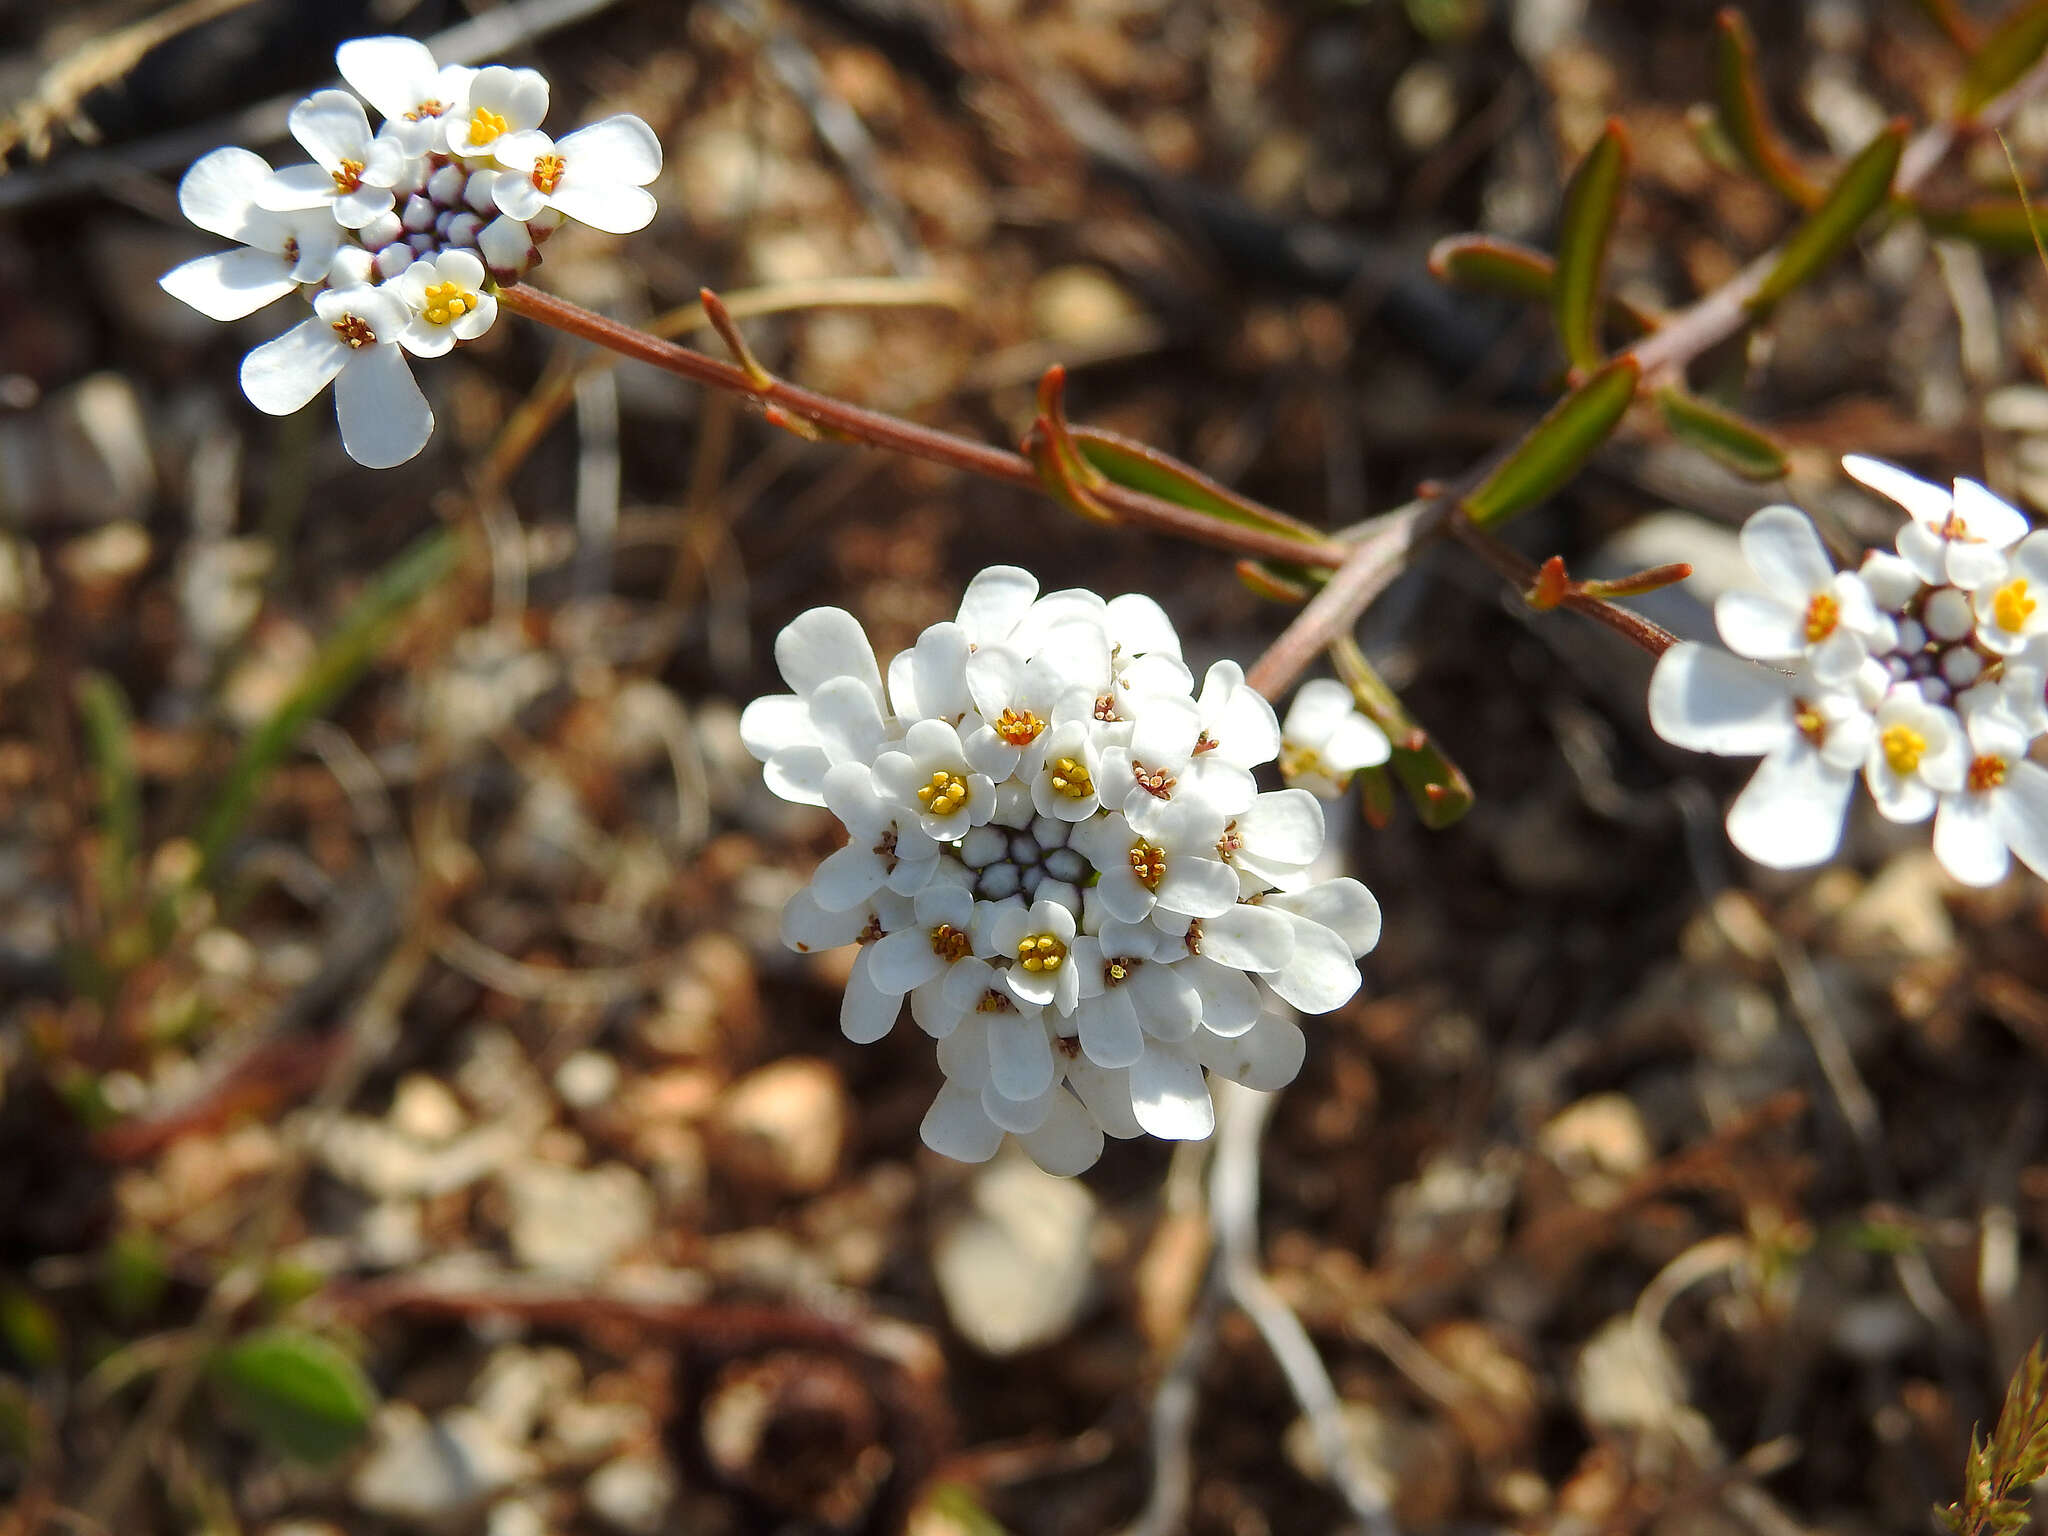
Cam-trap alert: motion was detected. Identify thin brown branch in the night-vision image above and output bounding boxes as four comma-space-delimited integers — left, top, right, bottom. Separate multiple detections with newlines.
494, 283, 1353, 571
1446, 512, 1680, 656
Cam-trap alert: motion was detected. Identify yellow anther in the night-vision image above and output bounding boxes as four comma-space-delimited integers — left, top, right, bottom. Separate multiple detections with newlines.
1993, 577, 2036, 634
330, 313, 375, 349
1793, 702, 1826, 746
531, 152, 567, 194
1047, 756, 1094, 799
1128, 840, 1166, 890
915, 770, 968, 816
1104, 958, 1133, 985
1970, 754, 2010, 793
1881, 723, 1927, 776
420, 279, 476, 327
1215, 821, 1243, 862
975, 988, 1015, 1014
404, 98, 446, 122
1015, 933, 1067, 972
329, 157, 365, 193
929, 923, 972, 961
468, 105, 509, 145
1804, 591, 1840, 643
995, 707, 1044, 746
1131, 760, 1175, 799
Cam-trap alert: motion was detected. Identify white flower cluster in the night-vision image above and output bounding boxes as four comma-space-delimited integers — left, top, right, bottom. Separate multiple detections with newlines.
743, 568, 1381, 1175
1651, 456, 2048, 885
159, 36, 661, 468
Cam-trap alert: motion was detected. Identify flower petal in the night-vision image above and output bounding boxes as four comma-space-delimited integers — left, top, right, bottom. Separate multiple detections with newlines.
550, 180, 657, 234
1994, 761, 2048, 880
775, 606, 881, 701
986, 1009, 1055, 1102
289, 89, 371, 170
1018, 1089, 1104, 1175
840, 950, 901, 1043
333, 344, 432, 469
239, 318, 345, 414
1727, 740, 1853, 866
1933, 793, 2010, 887
1077, 989, 1144, 1069
1262, 915, 1360, 1014
1713, 590, 1805, 660
1647, 643, 1792, 757
160, 247, 295, 321
1129, 1044, 1214, 1140
177, 146, 273, 239
920, 1081, 1004, 1162
557, 114, 664, 184
336, 35, 439, 122
1195, 1013, 1306, 1091
1189, 903, 1293, 971
1843, 454, 1951, 524
1739, 505, 1835, 604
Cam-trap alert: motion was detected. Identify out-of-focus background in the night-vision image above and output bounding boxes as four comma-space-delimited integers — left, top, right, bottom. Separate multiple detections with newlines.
4, 0, 2048, 1531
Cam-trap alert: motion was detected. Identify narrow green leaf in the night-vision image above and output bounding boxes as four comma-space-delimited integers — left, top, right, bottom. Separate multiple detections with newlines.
1713, 9, 1824, 208
1655, 386, 1791, 480
189, 529, 457, 889
1330, 637, 1474, 828
1071, 429, 1325, 545
211, 1328, 376, 1465
1748, 120, 1907, 314
1958, 0, 2048, 116
1462, 357, 1640, 528
1428, 235, 1659, 337
1554, 119, 1630, 372
1235, 558, 1318, 603
1915, 196, 2048, 252
75, 671, 142, 908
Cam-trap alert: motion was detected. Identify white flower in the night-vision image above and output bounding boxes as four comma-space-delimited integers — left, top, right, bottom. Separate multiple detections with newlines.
810, 762, 942, 909
490, 116, 663, 235
1279, 679, 1391, 798
445, 65, 549, 157
1972, 532, 2048, 655
886, 621, 975, 726
1099, 693, 1253, 837
737, 607, 887, 805
258, 90, 408, 229
1865, 692, 1968, 824
1714, 505, 1879, 686
1931, 710, 2048, 886
1843, 455, 2029, 590
989, 897, 1082, 1012
1218, 789, 1326, 893
159, 148, 342, 320
238, 285, 432, 469
1648, 642, 1873, 869
392, 249, 498, 357
1072, 803, 1237, 922
874, 718, 1002, 839
337, 35, 475, 154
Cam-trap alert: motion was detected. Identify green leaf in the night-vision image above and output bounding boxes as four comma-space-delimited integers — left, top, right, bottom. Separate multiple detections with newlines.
1748, 120, 1907, 314
75, 671, 142, 909
1915, 196, 2048, 253
1235, 558, 1319, 603
189, 529, 457, 889
1554, 119, 1630, 372
1958, 0, 2048, 117
1462, 356, 1640, 528
1071, 429, 1326, 545
99, 1228, 169, 1326
1713, 9, 1824, 208
1655, 386, 1791, 480
1330, 637, 1473, 828
1428, 235, 1659, 338
210, 1328, 376, 1465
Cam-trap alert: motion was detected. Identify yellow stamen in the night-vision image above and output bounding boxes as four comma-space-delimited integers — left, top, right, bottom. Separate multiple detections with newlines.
330, 313, 375, 349
468, 105, 509, 145
420, 278, 477, 327
915, 769, 969, 817
1970, 754, 2009, 793
1104, 957, 1133, 985
929, 923, 971, 961
405, 98, 446, 121
329, 157, 365, 193
1046, 756, 1093, 799
531, 152, 567, 194
1129, 840, 1166, 890
1881, 723, 1927, 776
1804, 591, 1840, 643
1793, 702, 1827, 746
1015, 933, 1067, 972
995, 707, 1044, 746
1993, 577, 2036, 634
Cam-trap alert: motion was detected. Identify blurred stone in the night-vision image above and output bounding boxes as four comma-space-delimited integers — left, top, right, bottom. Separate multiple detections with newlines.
56, 519, 150, 608
548, 1398, 652, 1464
932, 1153, 1096, 1355
355, 1199, 425, 1269
485, 1498, 548, 1536
473, 1345, 581, 1444
1029, 266, 1141, 346
350, 1403, 538, 1527
1424, 1319, 1540, 1463
1830, 1295, 1921, 1361
1574, 1315, 1713, 1455
314, 1115, 522, 1201
0, 372, 154, 528
1834, 851, 1956, 960
711, 1057, 848, 1195
502, 1161, 654, 1279
555, 1051, 621, 1112
390, 1074, 467, 1144
1390, 61, 1458, 151
1282, 1400, 1462, 1529
1537, 1093, 1652, 1209
585, 1455, 679, 1535
700, 1351, 889, 1527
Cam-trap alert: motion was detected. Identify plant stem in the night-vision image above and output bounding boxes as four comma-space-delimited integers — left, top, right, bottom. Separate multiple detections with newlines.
495, 283, 1353, 571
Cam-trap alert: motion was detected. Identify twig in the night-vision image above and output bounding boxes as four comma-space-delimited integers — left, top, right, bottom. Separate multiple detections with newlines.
1446, 512, 1681, 655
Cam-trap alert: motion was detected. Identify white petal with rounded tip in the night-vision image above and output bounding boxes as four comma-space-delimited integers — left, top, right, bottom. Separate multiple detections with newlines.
866, 927, 946, 994
981, 1077, 1055, 1133
557, 114, 664, 183
1728, 741, 1853, 866
160, 248, 294, 320
289, 89, 371, 170
1019, 1090, 1104, 1175
763, 748, 829, 806
810, 843, 888, 912
778, 886, 864, 952
1263, 916, 1360, 1013
775, 606, 880, 699
1283, 679, 1355, 744
1266, 878, 1382, 957
1106, 592, 1181, 657
1995, 761, 2048, 879
955, 565, 1037, 643
1713, 590, 1804, 659
552, 180, 657, 233
1948, 540, 2012, 592
1323, 713, 1391, 770
1129, 1045, 1214, 1140
1066, 1057, 1142, 1138
1128, 962, 1201, 1040
1077, 989, 1144, 1068
257, 162, 342, 211
1843, 454, 1952, 524
1185, 956, 1260, 1036
1189, 903, 1293, 971
1153, 855, 1238, 918
809, 675, 887, 764
239, 319, 344, 414
1933, 794, 2010, 887
1808, 626, 1867, 687
492, 171, 549, 222
986, 1009, 1054, 1101
840, 952, 901, 1043
1741, 505, 1835, 603
1647, 643, 1791, 757
333, 344, 432, 469
739, 694, 815, 761
1196, 1013, 1305, 1091
177, 146, 272, 238
1953, 478, 2031, 549
920, 1081, 1004, 1162
1235, 790, 1323, 864
337, 35, 439, 120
